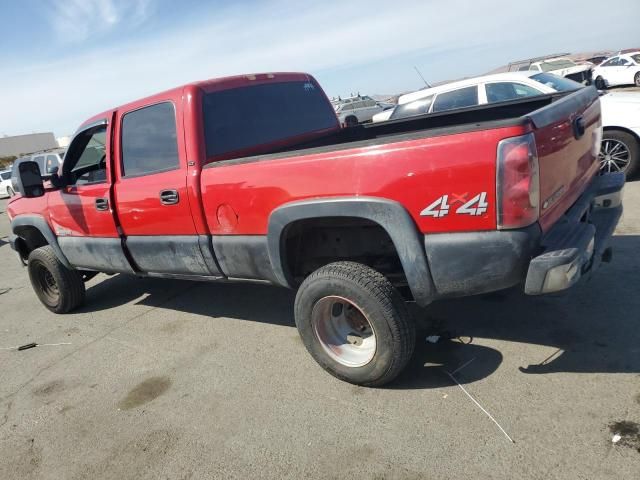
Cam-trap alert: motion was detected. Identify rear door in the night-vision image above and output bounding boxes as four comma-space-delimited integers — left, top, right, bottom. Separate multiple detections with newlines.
528, 87, 601, 232
48, 120, 132, 272
113, 99, 220, 276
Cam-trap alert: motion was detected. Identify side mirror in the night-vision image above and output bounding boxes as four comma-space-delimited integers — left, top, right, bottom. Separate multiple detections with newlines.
16, 161, 45, 198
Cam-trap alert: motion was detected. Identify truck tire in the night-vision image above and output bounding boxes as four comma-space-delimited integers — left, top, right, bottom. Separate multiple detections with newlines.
27, 246, 85, 313
294, 261, 415, 387
599, 130, 639, 178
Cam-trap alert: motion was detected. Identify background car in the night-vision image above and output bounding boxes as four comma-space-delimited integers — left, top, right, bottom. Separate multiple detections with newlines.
9, 149, 65, 195
380, 72, 640, 177
332, 95, 387, 125
0, 169, 14, 198
593, 52, 640, 89
526, 57, 593, 85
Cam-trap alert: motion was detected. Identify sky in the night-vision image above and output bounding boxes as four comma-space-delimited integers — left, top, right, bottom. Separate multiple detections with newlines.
0, 0, 638, 137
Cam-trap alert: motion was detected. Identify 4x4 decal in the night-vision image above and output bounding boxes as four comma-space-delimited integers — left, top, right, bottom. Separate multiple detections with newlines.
420, 192, 488, 218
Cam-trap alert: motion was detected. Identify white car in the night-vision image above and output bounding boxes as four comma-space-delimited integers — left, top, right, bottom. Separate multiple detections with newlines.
378, 71, 640, 176
0, 169, 14, 198
527, 57, 593, 85
332, 95, 387, 125
593, 52, 640, 89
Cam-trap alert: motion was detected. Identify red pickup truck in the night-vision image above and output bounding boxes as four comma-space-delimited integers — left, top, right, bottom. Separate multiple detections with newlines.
8, 72, 623, 386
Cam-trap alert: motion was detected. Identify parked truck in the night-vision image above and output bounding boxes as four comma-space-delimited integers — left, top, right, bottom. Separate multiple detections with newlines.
8, 72, 623, 386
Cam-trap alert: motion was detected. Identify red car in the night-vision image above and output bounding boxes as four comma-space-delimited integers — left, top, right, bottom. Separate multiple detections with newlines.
8, 72, 623, 386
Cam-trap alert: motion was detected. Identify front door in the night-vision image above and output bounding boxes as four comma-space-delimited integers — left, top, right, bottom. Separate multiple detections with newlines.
113, 100, 219, 276
48, 120, 133, 273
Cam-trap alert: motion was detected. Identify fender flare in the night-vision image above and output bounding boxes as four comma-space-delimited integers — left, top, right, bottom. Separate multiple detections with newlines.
11, 215, 73, 269
267, 196, 435, 306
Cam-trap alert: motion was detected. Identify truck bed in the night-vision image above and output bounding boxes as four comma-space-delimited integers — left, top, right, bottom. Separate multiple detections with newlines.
205, 91, 569, 167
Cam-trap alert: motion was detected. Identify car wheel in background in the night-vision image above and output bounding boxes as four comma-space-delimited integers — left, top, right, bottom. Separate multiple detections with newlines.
7, 186, 15, 197
598, 130, 639, 178
635, 72, 640, 87
294, 261, 415, 387
595, 76, 606, 90
344, 115, 359, 127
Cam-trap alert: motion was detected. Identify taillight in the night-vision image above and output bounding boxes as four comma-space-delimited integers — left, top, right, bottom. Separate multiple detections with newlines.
592, 120, 603, 158
496, 132, 540, 229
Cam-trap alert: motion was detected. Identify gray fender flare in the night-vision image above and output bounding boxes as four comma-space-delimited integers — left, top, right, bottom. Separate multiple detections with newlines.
11, 215, 73, 269
267, 196, 435, 306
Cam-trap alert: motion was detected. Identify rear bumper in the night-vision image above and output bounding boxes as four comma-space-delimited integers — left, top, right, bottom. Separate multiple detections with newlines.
524, 172, 623, 294
423, 172, 624, 298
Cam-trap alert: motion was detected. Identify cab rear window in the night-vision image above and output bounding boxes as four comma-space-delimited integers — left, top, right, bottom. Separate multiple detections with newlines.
202, 81, 338, 159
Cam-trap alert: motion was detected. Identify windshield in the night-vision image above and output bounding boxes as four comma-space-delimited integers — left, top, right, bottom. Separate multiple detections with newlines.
540, 59, 577, 72
0, 171, 11, 180
530, 73, 583, 92
202, 80, 338, 159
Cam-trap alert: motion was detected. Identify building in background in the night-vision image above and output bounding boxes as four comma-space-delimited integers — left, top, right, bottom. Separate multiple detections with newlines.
0, 132, 58, 157
56, 136, 71, 148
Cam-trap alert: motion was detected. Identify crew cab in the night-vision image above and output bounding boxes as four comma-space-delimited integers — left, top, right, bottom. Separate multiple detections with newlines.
7, 72, 623, 386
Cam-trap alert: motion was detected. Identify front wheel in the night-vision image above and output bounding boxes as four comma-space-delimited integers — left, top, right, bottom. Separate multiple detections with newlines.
28, 246, 86, 313
595, 76, 606, 90
635, 72, 640, 87
294, 262, 415, 387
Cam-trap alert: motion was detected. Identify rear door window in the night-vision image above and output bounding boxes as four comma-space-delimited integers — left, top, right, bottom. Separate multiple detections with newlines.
46, 155, 60, 174
485, 82, 542, 103
202, 80, 338, 159
432, 86, 479, 112
121, 102, 180, 177
31, 156, 45, 175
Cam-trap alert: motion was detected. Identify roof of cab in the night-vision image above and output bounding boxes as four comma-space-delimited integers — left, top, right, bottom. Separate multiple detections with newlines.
78, 72, 315, 130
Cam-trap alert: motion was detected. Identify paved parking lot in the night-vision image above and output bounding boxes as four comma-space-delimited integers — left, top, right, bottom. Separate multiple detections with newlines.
0, 181, 639, 480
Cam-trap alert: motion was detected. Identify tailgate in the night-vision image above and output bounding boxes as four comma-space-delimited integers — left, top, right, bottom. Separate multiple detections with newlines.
527, 87, 601, 232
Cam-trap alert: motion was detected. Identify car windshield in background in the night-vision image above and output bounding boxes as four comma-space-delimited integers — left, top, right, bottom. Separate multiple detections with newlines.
540, 60, 577, 71
0, 171, 11, 180
530, 73, 583, 92
631, 54, 640, 64
202, 81, 338, 158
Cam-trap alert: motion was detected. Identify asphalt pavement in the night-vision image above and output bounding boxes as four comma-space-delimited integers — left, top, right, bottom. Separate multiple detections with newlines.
0, 180, 639, 479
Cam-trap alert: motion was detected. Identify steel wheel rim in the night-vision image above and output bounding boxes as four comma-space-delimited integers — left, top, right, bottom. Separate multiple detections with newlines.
311, 296, 376, 367
598, 139, 631, 173
35, 263, 59, 304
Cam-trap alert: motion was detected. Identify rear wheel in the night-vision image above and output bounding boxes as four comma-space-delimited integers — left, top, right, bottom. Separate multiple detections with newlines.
28, 246, 85, 313
344, 115, 359, 127
635, 72, 640, 87
595, 76, 606, 90
294, 261, 415, 387
598, 130, 639, 178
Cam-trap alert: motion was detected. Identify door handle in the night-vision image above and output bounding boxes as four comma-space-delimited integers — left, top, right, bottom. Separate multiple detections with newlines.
95, 198, 109, 211
160, 189, 179, 205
